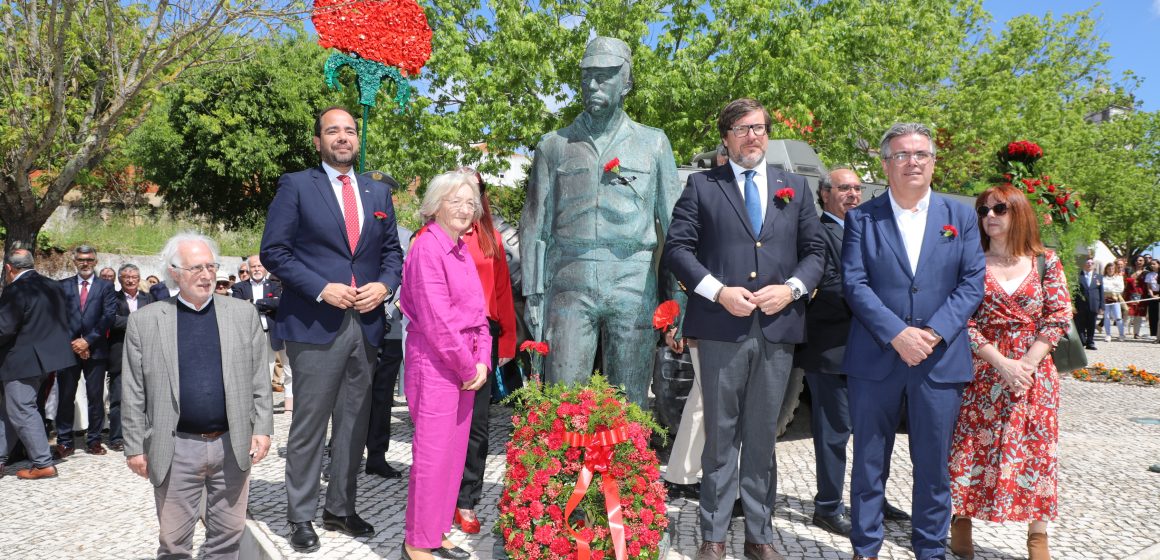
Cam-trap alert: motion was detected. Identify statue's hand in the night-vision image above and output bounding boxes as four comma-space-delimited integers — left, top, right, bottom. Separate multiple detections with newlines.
525, 294, 543, 338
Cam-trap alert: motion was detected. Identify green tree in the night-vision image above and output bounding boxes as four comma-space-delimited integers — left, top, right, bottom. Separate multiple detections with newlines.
127, 37, 352, 228
1082, 110, 1160, 259
0, 0, 300, 253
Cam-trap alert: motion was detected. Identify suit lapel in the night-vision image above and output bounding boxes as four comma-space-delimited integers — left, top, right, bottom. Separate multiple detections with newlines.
914, 194, 948, 277
711, 167, 756, 241
871, 196, 913, 278
312, 167, 350, 250
158, 301, 180, 405
761, 166, 787, 239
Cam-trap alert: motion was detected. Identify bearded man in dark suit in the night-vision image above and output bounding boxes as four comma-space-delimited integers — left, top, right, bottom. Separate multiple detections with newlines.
664, 97, 825, 560
260, 105, 404, 551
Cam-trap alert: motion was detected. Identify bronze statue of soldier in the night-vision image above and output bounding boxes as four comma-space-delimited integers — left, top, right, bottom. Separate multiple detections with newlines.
519, 36, 685, 405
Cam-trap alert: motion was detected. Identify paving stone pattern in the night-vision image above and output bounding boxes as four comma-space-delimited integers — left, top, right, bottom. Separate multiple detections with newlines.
1, 340, 1157, 559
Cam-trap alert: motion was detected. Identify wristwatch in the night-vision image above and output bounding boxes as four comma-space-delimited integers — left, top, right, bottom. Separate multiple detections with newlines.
788, 283, 803, 301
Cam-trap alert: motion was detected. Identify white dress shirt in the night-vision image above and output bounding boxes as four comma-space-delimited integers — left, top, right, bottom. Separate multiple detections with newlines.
125, 292, 140, 313
888, 188, 932, 275
322, 162, 364, 232
693, 159, 805, 302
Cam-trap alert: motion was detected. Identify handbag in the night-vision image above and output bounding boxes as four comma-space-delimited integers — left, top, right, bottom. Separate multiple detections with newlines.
1037, 254, 1088, 373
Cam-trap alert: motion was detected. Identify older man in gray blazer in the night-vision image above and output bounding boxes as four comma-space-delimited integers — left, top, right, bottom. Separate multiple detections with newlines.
122, 233, 273, 559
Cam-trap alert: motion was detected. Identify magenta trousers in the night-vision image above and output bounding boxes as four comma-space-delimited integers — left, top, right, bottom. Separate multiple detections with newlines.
404, 344, 476, 548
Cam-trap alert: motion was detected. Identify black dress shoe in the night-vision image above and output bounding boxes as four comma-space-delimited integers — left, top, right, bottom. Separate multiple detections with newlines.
812, 511, 852, 536
288, 521, 319, 551
366, 462, 404, 479
883, 501, 910, 521
696, 541, 726, 560
109, 441, 124, 452
322, 509, 375, 537
432, 544, 471, 559
664, 480, 700, 500
1085, 345, 1097, 350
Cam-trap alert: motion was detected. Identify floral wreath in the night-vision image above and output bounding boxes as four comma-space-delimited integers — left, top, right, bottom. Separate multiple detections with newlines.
498, 351, 668, 560
312, 0, 432, 76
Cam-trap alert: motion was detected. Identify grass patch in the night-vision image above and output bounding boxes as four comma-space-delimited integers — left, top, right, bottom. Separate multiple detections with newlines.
43, 212, 263, 257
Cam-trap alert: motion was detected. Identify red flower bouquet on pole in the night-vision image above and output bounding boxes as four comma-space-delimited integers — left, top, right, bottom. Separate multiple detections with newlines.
499, 374, 669, 560
995, 139, 1081, 227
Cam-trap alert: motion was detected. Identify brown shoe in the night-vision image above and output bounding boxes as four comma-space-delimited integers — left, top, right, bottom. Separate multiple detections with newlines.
52, 444, 74, 459
950, 517, 974, 559
1027, 532, 1050, 560
86, 442, 107, 455
16, 465, 58, 480
743, 542, 784, 560
696, 541, 725, 560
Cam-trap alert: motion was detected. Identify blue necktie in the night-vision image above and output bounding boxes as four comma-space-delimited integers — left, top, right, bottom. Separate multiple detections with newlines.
743, 169, 762, 236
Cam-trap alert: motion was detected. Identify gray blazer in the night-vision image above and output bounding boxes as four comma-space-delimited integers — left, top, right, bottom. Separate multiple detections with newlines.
121, 294, 274, 486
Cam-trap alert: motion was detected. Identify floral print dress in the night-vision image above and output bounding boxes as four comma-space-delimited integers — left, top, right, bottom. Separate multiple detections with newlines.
949, 250, 1072, 522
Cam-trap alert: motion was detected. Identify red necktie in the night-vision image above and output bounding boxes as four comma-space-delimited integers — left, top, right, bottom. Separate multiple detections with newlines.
340, 175, 360, 287
80, 279, 89, 311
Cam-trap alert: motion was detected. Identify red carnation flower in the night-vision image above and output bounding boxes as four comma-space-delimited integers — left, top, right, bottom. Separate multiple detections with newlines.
374, 210, 388, 221
776, 187, 794, 204
603, 157, 621, 174
651, 299, 680, 331
942, 224, 958, 239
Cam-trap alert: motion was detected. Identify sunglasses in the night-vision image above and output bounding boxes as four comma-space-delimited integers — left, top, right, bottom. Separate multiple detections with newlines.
976, 203, 1009, 217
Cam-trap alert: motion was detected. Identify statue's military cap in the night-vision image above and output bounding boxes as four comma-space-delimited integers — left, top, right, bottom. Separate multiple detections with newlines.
580, 37, 632, 68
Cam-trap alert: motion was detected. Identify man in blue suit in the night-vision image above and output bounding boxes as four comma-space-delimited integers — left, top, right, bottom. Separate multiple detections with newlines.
841, 123, 986, 560
1074, 258, 1103, 350
665, 98, 824, 560
55, 245, 118, 457
260, 106, 404, 551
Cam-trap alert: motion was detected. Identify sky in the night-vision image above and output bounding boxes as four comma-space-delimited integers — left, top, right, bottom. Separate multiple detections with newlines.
983, 0, 1160, 111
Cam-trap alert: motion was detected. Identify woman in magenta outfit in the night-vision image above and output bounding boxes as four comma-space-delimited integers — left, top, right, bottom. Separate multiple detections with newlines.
399, 170, 491, 560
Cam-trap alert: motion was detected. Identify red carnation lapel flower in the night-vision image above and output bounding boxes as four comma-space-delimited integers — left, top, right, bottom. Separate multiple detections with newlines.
266, 292, 275, 298
775, 187, 794, 204
519, 340, 550, 356
652, 300, 680, 332
603, 157, 621, 175
942, 224, 958, 239
374, 211, 388, 221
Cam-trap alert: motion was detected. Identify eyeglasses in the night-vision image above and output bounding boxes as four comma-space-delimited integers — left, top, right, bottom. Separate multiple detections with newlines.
444, 198, 477, 211
74, 257, 96, 263
886, 151, 934, 165
170, 263, 221, 275
976, 203, 1009, 217
728, 124, 768, 137
827, 184, 863, 193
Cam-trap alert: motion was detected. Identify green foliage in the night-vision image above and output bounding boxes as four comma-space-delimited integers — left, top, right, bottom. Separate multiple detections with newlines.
126, 36, 352, 228
41, 213, 263, 257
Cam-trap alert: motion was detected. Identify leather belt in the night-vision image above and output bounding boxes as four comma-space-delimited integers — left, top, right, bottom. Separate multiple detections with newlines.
182, 431, 227, 440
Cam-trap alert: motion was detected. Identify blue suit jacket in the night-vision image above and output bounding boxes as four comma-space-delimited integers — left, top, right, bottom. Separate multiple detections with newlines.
1075, 271, 1103, 313
840, 191, 985, 383
260, 167, 404, 345
664, 164, 825, 344
59, 275, 118, 361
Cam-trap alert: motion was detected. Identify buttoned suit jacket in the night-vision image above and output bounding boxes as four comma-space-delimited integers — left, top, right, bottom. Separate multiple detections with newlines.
1075, 271, 1104, 313
840, 191, 986, 383
260, 168, 404, 345
120, 295, 274, 487
108, 290, 156, 374
795, 213, 852, 374
663, 163, 825, 344
231, 278, 281, 330
0, 271, 78, 380
59, 275, 118, 360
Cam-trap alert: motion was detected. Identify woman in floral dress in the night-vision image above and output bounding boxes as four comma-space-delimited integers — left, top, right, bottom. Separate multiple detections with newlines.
948, 184, 1072, 560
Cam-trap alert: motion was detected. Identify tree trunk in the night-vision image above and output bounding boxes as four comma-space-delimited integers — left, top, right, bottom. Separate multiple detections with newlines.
1, 217, 45, 256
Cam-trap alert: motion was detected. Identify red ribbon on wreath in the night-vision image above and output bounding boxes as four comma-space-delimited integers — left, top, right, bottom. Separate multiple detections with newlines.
562, 425, 631, 560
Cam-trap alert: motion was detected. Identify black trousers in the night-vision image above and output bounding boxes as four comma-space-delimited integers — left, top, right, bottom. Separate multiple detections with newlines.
106, 367, 124, 445
55, 358, 108, 448
1149, 300, 1160, 339
1076, 305, 1098, 346
366, 338, 403, 467
803, 371, 852, 517
457, 319, 500, 509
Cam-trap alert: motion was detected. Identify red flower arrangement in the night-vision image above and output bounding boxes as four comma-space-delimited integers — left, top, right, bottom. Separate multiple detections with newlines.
994, 139, 1080, 228
775, 187, 794, 204
603, 158, 621, 175
520, 340, 551, 356
1000, 140, 1044, 164
373, 211, 388, 221
312, 0, 433, 76
499, 375, 668, 560
652, 300, 680, 332
942, 224, 958, 239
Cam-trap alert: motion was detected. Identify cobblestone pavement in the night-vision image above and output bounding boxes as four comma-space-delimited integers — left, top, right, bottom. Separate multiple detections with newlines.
1, 340, 1157, 559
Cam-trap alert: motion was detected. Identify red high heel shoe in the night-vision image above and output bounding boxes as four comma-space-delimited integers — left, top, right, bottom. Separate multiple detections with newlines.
454, 508, 481, 534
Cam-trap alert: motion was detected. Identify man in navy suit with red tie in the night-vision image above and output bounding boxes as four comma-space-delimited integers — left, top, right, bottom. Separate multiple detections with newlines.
665, 98, 825, 560
55, 245, 118, 457
841, 123, 985, 560
260, 106, 404, 551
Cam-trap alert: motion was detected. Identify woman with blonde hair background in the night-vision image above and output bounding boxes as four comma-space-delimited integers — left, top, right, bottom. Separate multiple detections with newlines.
948, 184, 1071, 560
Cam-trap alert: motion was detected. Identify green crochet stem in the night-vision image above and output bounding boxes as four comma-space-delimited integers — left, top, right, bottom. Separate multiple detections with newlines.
324, 51, 413, 172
